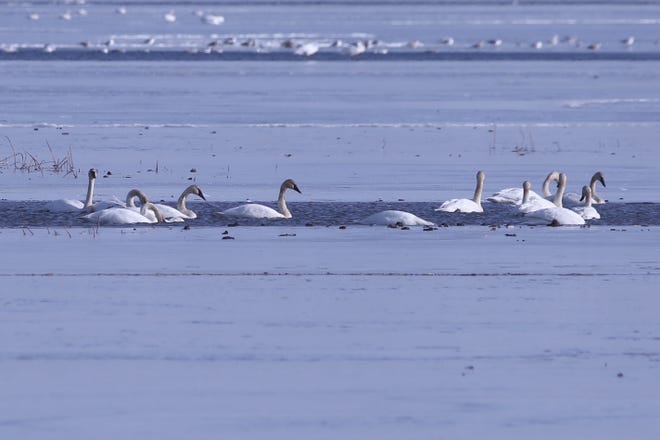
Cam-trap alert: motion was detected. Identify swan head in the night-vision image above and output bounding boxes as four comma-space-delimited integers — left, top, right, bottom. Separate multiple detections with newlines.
547, 171, 560, 182
580, 185, 592, 201
592, 171, 606, 188
143, 202, 165, 223
476, 170, 485, 182
556, 173, 567, 188
186, 184, 206, 201
88, 168, 97, 180
282, 179, 302, 194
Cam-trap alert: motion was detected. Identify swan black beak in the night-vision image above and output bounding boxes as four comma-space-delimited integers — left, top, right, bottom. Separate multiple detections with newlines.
198, 189, 207, 201
580, 193, 585, 202
293, 185, 302, 194
600, 176, 606, 187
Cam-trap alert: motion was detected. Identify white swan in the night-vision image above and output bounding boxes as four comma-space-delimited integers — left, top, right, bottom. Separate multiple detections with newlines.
44, 168, 97, 212
219, 179, 301, 219
359, 210, 434, 226
523, 173, 585, 226
571, 186, 601, 220
562, 171, 606, 207
517, 181, 557, 214
131, 185, 206, 220
82, 201, 164, 225
488, 171, 560, 204
436, 170, 485, 213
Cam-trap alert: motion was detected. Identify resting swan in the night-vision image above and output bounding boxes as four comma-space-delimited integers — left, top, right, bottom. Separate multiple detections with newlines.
219, 179, 301, 219
488, 171, 560, 204
44, 168, 97, 212
517, 180, 556, 214
82, 201, 165, 225
562, 171, 606, 207
571, 186, 601, 220
523, 173, 585, 225
126, 185, 206, 220
359, 210, 434, 226
436, 170, 485, 213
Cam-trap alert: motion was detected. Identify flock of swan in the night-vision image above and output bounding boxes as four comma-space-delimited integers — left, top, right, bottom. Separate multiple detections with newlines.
43, 168, 606, 227
358, 170, 604, 227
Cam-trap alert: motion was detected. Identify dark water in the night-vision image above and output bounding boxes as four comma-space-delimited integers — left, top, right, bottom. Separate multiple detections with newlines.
4, 50, 660, 62
1, 201, 658, 228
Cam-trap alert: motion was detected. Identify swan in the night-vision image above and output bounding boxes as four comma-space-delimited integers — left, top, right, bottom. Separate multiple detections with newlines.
562, 171, 606, 207
359, 210, 434, 226
82, 201, 164, 225
122, 188, 179, 223
132, 185, 206, 220
219, 179, 301, 219
523, 173, 585, 226
44, 168, 97, 212
571, 186, 601, 220
488, 171, 560, 204
436, 170, 485, 213
517, 181, 557, 214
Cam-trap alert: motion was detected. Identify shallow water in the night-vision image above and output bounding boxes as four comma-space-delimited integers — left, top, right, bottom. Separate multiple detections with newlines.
2, 201, 657, 227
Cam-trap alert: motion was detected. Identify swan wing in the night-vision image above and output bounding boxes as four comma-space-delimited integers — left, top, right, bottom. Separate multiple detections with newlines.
220, 204, 286, 219
571, 206, 600, 220
44, 199, 84, 212
435, 198, 483, 213
153, 203, 194, 220
524, 207, 585, 225
82, 207, 155, 225
359, 210, 434, 226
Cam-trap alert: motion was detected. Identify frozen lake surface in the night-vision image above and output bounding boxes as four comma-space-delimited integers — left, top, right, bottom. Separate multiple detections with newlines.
1, 225, 660, 439
2, 0, 660, 438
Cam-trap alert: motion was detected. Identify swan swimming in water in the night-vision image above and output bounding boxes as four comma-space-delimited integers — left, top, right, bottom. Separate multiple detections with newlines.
219, 179, 301, 219
571, 186, 601, 220
82, 199, 165, 225
359, 210, 434, 226
488, 171, 560, 204
436, 170, 485, 213
44, 168, 97, 212
562, 171, 606, 207
125, 185, 206, 220
517, 180, 557, 214
522, 173, 586, 226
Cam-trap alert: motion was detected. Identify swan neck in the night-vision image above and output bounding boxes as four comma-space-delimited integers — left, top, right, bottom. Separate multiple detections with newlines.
126, 189, 147, 208
141, 203, 164, 223
522, 185, 529, 204
473, 175, 484, 205
553, 178, 566, 208
589, 178, 602, 203
542, 171, 557, 197
277, 187, 292, 218
84, 175, 95, 208
584, 190, 593, 208
176, 188, 194, 217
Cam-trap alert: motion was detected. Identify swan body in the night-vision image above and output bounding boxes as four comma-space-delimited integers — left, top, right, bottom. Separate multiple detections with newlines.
436, 170, 485, 213
359, 210, 434, 226
562, 171, 606, 207
488, 171, 559, 204
571, 186, 601, 220
44, 168, 97, 212
219, 179, 301, 219
82, 202, 164, 225
148, 185, 206, 220
517, 181, 557, 214
523, 173, 585, 225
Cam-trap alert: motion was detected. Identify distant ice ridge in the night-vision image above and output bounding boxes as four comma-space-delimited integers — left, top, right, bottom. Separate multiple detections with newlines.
564, 98, 659, 108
